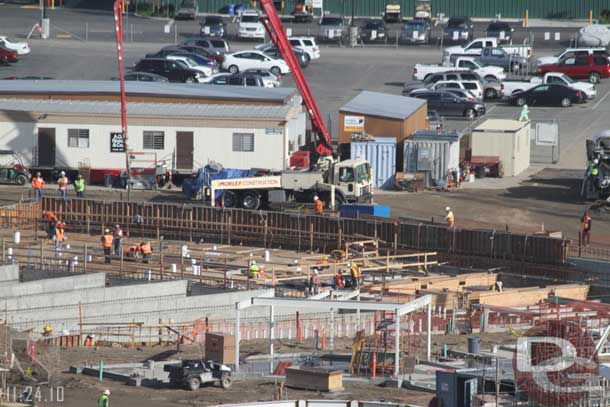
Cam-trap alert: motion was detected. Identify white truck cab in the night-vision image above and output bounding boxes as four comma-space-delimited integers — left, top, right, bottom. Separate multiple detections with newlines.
238, 9, 265, 39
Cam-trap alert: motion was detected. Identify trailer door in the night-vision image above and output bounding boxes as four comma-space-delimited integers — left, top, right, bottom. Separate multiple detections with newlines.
37, 128, 56, 167
176, 131, 194, 170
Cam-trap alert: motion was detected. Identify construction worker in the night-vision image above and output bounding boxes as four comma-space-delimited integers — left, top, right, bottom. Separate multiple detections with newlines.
43, 210, 57, 240
57, 171, 69, 201
589, 158, 600, 189
317, 255, 329, 270
54, 221, 65, 251
31, 172, 45, 202
313, 195, 323, 215
140, 241, 153, 263
113, 225, 123, 256
312, 269, 321, 294
445, 206, 455, 228
124, 244, 141, 259
102, 229, 113, 264
98, 389, 111, 407
350, 262, 361, 289
42, 325, 52, 337
581, 210, 592, 246
249, 260, 260, 279
334, 270, 344, 289
74, 174, 85, 198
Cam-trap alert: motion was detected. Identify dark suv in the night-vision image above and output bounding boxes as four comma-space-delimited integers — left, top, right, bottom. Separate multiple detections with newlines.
133, 58, 201, 83
183, 38, 230, 55
412, 90, 485, 119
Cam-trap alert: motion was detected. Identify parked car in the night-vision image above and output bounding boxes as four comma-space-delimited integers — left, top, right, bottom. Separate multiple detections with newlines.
427, 110, 443, 131
238, 9, 265, 39
510, 84, 583, 107
535, 47, 607, 68
318, 15, 346, 41
444, 37, 532, 60
399, 19, 431, 44
411, 87, 477, 102
166, 54, 216, 76
485, 21, 513, 44
133, 58, 203, 83
288, 37, 320, 60
178, 45, 225, 63
428, 80, 484, 100
443, 17, 474, 42
200, 16, 226, 38
166, 52, 218, 69
147, 46, 222, 66
123, 72, 169, 82
412, 90, 486, 119
405, 70, 501, 99
0, 36, 30, 55
183, 37, 230, 55
0, 47, 17, 64
176, 0, 198, 19
222, 51, 290, 75
413, 57, 505, 81
201, 72, 265, 87
256, 44, 310, 67
536, 54, 610, 83
360, 19, 386, 42
242, 68, 281, 87
502, 72, 596, 100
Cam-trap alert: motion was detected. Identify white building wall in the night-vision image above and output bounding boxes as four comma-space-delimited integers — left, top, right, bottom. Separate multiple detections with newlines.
1, 121, 292, 171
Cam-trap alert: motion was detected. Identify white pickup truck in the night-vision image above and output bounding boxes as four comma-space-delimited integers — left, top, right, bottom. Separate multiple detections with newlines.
444, 37, 532, 60
502, 72, 597, 99
413, 56, 506, 81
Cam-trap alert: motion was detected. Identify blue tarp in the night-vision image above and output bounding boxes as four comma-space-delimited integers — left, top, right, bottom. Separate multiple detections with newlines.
182, 165, 256, 200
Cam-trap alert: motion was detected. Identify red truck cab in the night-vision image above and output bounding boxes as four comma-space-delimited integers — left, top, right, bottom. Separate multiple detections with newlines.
537, 54, 610, 84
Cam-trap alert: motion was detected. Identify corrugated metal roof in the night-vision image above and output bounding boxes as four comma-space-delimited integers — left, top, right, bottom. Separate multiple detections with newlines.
411, 130, 462, 142
0, 80, 297, 103
474, 119, 528, 132
0, 98, 293, 120
340, 91, 426, 120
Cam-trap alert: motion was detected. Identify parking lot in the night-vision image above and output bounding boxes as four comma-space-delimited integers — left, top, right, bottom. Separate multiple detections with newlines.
1, 4, 609, 241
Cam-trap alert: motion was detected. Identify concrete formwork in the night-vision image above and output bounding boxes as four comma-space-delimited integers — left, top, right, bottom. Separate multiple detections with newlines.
0, 272, 106, 298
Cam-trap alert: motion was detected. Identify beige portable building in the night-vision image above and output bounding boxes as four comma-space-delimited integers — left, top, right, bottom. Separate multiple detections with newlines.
471, 119, 531, 176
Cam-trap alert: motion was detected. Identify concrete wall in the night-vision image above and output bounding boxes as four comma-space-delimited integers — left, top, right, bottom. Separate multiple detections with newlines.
0, 264, 19, 282
0, 272, 106, 298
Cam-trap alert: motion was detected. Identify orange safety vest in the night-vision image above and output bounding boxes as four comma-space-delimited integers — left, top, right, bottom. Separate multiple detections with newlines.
141, 243, 152, 255
334, 273, 344, 288
55, 228, 64, 241
58, 176, 68, 189
314, 199, 323, 214
446, 211, 455, 226
44, 211, 56, 222
350, 265, 361, 279
102, 234, 113, 248
583, 215, 592, 231
32, 177, 45, 189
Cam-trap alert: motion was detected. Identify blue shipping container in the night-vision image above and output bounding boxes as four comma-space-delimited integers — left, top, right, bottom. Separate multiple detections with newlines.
350, 137, 396, 190
340, 204, 391, 219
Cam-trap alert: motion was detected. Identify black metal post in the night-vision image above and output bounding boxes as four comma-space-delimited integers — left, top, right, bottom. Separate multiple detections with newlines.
350, 0, 354, 26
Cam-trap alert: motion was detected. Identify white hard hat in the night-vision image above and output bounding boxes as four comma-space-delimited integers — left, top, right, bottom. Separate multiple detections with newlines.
445, 206, 451, 211
313, 195, 319, 200
251, 260, 256, 264
60, 171, 65, 176
103, 389, 111, 395
314, 270, 319, 274
523, 104, 528, 108
594, 159, 599, 164
105, 229, 110, 233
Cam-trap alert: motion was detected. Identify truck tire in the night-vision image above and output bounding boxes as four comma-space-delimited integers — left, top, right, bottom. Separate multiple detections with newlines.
14, 174, 27, 186
223, 191, 238, 208
187, 376, 201, 391
241, 191, 261, 210
221, 373, 232, 389
484, 88, 497, 99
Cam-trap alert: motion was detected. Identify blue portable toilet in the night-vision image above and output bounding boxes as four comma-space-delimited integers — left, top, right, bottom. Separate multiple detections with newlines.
228, 4, 235, 16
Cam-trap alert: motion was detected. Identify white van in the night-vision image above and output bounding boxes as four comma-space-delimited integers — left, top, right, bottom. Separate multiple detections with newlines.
238, 9, 265, 39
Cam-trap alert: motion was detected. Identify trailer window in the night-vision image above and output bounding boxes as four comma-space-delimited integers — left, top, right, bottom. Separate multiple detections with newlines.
233, 133, 254, 152
143, 131, 165, 150
68, 129, 90, 148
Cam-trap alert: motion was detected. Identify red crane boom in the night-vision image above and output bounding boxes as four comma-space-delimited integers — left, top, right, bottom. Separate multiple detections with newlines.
259, 0, 333, 157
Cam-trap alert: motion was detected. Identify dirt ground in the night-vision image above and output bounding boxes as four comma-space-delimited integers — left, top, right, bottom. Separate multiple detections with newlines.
3, 168, 607, 247
1, 331, 516, 407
